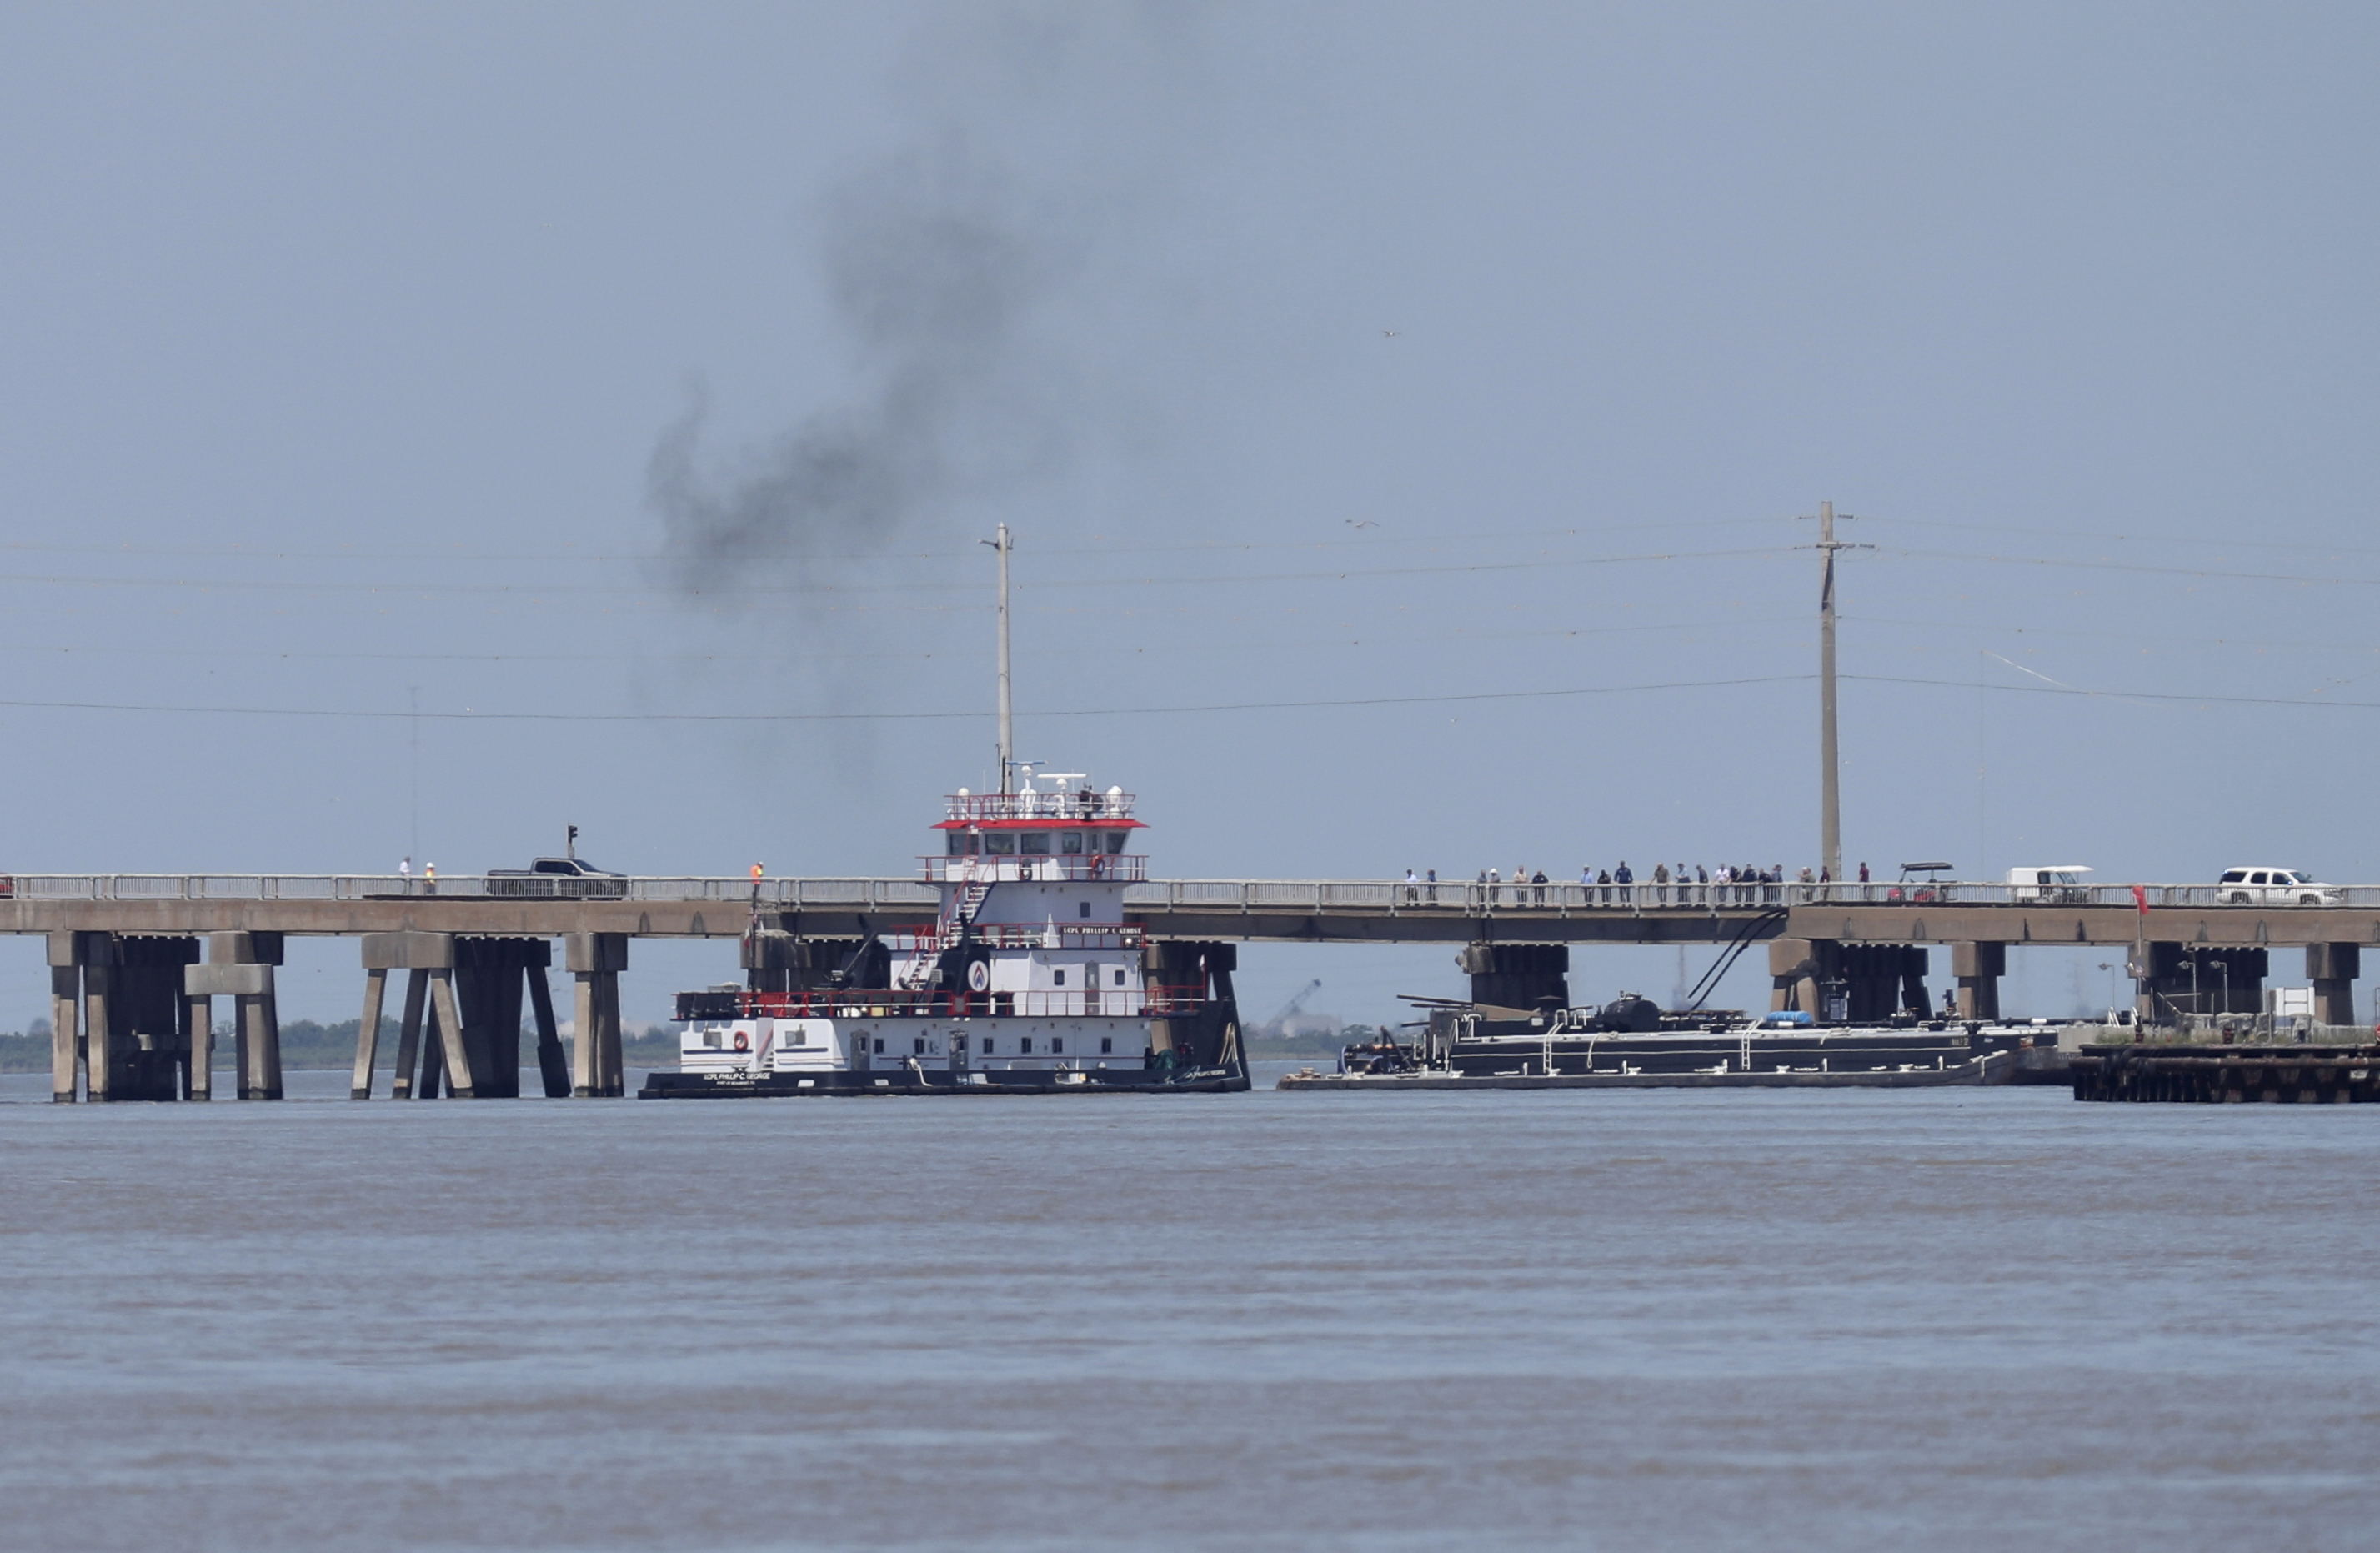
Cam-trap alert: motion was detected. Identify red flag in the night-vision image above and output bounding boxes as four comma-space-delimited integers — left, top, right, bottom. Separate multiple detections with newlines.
2131, 884, 2148, 914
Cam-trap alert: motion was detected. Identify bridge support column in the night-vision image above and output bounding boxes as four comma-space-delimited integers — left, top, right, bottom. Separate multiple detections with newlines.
1458, 943, 1568, 1012
110, 937, 200, 1101
1768, 938, 1826, 1014
48, 933, 82, 1102
566, 934, 628, 1097
187, 984, 213, 1100
351, 969, 388, 1100
81, 939, 115, 1101
192, 933, 283, 1100
528, 965, 569, 1098
1952, 942, 2005, 1022
2137, 944, 2266, 1023
1142, 942, 1185, 1060
451, 938, 551, 1099
365, 934, 458, 1099
2308, 943, 2359, 1028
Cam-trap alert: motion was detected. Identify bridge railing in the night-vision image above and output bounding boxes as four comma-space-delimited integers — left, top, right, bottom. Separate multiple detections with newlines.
5, 875, 2377, 911
0, 874, 943, 907
1121, 879, 2380, 912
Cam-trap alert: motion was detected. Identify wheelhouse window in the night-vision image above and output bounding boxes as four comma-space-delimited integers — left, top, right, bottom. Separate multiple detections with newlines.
1060, 829, 1085, 854
984, 832, 1015, 855
947, 832, 980, 855
1102, 831, 1128, 854
1019, 832, 1051, 855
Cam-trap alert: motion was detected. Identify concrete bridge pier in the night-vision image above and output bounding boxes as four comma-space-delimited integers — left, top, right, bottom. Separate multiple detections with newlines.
1768, 938, 1826, 1014
113, 936, 200, 1101
199, 933, 284, 1100
48, 933, 83, 1101
452, 938, 564, 1099
1459, 942, 1569, 1011
2307, 943, 2359, 1027
567, 933, 627, 1097
2137, 944, 2267, 1021
1768, 939, 1928, 1019
50, 931, 203, 1101
1953, 941, 2005, 1021
359, 934, 478, 1099
742, 931, 855, 994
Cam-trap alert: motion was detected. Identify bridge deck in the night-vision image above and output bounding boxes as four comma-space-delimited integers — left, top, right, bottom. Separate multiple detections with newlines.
2, 877, 2376, 947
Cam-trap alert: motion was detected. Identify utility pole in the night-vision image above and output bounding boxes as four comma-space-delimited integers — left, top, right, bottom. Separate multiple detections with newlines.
1816, 501, 1846, 884
984, 524, 1015, 794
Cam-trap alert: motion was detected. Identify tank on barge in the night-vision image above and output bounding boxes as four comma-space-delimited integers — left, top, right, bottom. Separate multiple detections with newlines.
639, 774, 1247, 1097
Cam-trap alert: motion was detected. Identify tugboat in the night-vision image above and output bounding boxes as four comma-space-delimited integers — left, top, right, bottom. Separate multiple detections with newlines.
638, 772, 1247, 1097
639, 526, 1246, 1098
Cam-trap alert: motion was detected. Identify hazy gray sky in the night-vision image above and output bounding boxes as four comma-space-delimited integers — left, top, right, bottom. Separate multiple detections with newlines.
3, 3, 2374, 1027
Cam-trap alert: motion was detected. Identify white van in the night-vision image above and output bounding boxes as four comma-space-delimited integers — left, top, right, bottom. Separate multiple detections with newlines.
2008, 865, 2092, 904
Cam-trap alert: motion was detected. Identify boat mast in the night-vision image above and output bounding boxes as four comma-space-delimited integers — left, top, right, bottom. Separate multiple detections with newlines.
989, 523, 1015, 794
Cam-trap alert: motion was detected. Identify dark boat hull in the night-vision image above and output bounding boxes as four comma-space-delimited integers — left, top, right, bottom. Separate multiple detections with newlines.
639, 1065, 1249, 1098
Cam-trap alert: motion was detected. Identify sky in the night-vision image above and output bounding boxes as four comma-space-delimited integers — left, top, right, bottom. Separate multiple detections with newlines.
2, 1, 2375, 1029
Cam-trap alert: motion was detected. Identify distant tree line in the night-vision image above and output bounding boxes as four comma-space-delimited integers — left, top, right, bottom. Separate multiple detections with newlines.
0, 1017, 678, 1073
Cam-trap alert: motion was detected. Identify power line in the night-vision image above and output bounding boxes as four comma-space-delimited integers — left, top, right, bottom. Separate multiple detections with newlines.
1876, 545, 2380, 589
0, 674, 1814, 725
0, 545, 1799, 599
1848, 673, 2380, 712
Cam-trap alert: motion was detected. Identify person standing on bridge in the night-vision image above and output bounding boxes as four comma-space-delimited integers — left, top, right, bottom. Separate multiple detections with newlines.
1531, 868, 1547, 905
1597, 867, 1612, 905
399, 856, 411, 894
424, 861, 436, 895
1405, 868, 1420, 904
1614, 861, 1633, 904
1652, 862, 1670, 904
1426, 867, 1437, 904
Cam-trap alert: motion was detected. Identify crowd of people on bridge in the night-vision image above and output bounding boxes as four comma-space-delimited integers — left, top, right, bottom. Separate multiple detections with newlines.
1398, 860, 1879, 907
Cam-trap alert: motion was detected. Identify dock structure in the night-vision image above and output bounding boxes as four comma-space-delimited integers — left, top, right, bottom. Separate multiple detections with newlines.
14, 874, 2380, 1100
2070, 1044, 2380, 1103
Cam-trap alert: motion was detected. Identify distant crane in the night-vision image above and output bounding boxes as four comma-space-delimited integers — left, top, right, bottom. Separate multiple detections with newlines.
1265, 979, 1323, 1034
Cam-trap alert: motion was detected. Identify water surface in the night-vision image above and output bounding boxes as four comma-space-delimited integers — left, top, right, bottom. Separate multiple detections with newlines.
4, 1066, 2375, 1550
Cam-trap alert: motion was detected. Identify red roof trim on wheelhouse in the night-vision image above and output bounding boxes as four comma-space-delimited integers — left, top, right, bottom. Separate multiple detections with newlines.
930, 817, 1146, 830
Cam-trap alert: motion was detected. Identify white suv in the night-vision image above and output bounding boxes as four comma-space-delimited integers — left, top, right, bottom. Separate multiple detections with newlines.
2215, 867, 2342, 906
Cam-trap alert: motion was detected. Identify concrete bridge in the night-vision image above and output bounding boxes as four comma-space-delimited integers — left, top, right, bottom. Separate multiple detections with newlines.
18, 873, 2377, 1103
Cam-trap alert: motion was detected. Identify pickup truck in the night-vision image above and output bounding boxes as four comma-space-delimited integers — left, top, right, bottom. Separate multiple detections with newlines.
485, 857, 628, 899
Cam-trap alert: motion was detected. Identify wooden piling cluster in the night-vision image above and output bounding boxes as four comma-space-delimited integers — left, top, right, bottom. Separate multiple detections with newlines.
2070, 1044, 2379, 1103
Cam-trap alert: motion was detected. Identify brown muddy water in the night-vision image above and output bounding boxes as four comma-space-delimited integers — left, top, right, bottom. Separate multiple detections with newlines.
3, 1064, 2377, 1551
